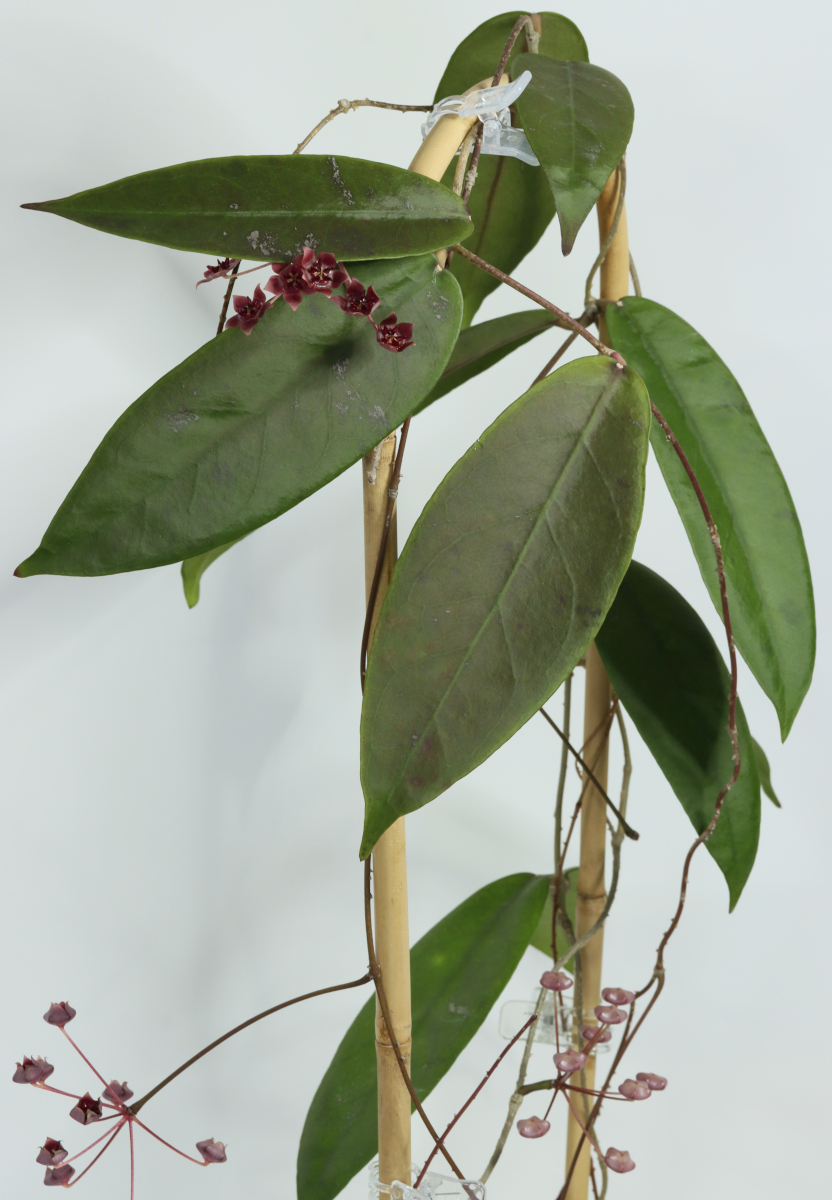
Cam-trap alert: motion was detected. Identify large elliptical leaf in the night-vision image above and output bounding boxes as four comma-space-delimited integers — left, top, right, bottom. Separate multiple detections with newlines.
606, 298, 814, 738
22, 155, 473, 262
297, 873, 548, 1200
512, 54, 634, 255
596, 561, 760, 909
434, 13, 589, 325
416, 307, 562, 413
360, 356, 650, 857
17, 257, 462, 577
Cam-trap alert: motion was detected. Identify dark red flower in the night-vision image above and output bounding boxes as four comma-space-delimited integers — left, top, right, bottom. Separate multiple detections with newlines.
334, 278, 381, 317
375, 313, 415, 353
44, 1163, 75, 1186
13, 1056, 54, 1084
265, 248, 316, 311
196, 1138, 227, 1164
69, 1092, 103, 1125
36, 1139, 68, 1167
197, 258, 240, 288
43, 1003, 75, 1028
225, 285, 272, 335
103, 1080, 133, 1105
306, 252, 348, 296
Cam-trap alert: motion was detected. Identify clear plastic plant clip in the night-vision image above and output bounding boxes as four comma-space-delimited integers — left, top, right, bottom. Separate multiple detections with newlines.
420, 70, 539, 167
368, 1160, 486, 1200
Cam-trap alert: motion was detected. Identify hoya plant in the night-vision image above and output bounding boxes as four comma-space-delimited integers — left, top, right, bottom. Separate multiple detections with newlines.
8, 9, 814, 1200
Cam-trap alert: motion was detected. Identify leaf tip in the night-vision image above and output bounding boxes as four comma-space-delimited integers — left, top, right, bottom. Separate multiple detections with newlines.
20, 201, 49, 212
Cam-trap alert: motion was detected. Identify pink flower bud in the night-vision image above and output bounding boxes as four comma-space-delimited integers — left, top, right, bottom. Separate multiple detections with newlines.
44, 1163, 75, 1186
618, 1078, 651, 1101
601, 987, 635, 1006
43, 1002, 76, 1027
554, 1050, 587, 1076
580, 1024, 612, 1044
36, 1139, 68, 1167
540, 971, 573, 992
103, 1080, 133, 1105
13, 1056, 54, 1084
594, 1005, 627, 1025
375, 314, 415, 353
636, 1072, 667, 1091
516, 1116, 550, 1138
69, 1093, 103, 1125
196, 1138, 227, 1164
605, 1147, 635, 1174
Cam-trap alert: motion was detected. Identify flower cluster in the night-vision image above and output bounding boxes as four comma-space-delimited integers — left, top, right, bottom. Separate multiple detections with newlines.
516, 974, 667, 1177
13, 1002, 226, 1191
199, 249, 415, 351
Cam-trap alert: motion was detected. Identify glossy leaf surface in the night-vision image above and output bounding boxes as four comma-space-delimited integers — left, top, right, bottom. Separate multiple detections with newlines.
434, 13, 589, 325
181, 539, 241, 608
512, 55, 634, 255
23, 155, 473, 262
529, 867, 578, 966
416, 307, 561, 413
297, 872, 548, 1200
606, 298, 814, 738
596, 561, 760, 909
361, 357, 650, 857
18, 257, 462, 577
752, 738, 781, 807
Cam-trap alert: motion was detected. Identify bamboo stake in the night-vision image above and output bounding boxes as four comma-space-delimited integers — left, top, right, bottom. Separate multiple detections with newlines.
563, 167, 629, 1200
367, 93, 496, 1187
365, 436, 412, 1188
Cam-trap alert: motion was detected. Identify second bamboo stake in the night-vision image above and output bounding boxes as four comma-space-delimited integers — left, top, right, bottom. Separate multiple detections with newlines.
563, 164, 629, 1200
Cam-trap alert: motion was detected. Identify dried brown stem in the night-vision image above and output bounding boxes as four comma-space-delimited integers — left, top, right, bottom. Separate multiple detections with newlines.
360, 418, 412, 690
293, 99, 432, 155
491, 14, 538, 86
215, 259, 240, 337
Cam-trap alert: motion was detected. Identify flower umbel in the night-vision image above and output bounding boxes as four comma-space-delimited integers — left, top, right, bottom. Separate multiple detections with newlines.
15, 1004, 226, 1195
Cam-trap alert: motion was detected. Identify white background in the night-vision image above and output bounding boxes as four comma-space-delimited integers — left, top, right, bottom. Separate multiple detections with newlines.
1, 1, 829, 1197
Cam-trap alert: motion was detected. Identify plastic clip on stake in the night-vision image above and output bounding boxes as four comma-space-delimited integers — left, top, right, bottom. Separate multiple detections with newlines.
420, 70, 539, 167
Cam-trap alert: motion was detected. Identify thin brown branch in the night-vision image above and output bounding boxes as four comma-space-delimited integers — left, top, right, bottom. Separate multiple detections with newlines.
293, 99, 432, 155
628, 253, 642, 297
492, 14, 539, 86
415, 1015, 536, 1188
362, 859, 467, 1181
215, 259, 240, 337
539, 706, 638, 839
360, 417, 412, 690
461, 124, 484, 205
451, 244, 623, 363
130, 971, 373, 1115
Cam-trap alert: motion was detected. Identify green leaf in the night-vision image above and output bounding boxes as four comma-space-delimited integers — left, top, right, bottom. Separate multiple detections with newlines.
415, 308, 561, 413
17, 256, 462, 578
181, 539, 241, 608
297, 872, 548, 1200
434, 13, 589, 326
360, 356, 650, 858
512, 55, 634, 255
595, 561, 761, 909
22, 155, 474, 262
605, 298, 815, 738
751, 738, 781, 807
529, 867, 578, 967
